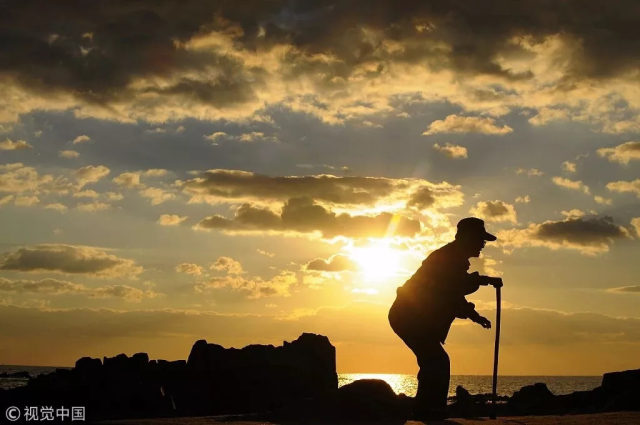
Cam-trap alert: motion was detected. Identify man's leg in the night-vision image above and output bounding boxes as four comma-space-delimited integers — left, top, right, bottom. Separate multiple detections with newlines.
413, 341, 450, 416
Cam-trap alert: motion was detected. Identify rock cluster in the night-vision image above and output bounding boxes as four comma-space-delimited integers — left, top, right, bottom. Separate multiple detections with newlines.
0, 333, 337, 421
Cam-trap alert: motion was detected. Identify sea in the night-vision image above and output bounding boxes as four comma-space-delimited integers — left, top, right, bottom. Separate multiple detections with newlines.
0, 366, 602, 398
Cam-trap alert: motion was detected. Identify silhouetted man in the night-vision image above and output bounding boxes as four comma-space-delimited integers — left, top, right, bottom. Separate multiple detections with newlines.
388, 217, 502, 420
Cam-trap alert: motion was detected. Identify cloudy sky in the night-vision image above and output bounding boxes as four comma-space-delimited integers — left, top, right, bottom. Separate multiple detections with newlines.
1, 1, 639, 375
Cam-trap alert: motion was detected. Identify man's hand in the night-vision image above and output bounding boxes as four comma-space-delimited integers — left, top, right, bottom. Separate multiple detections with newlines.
480, 276, 503, 288
474, 315, 491, 329
488, 277, 503, 288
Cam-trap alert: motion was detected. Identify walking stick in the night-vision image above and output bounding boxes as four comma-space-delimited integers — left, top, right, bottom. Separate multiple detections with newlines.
490, 285, 501, 419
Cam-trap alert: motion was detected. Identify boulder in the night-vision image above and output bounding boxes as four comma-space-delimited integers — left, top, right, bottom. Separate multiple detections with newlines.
602, 369, 640, 394
335, 379, 404, 419
184, 333, 338, 414
508, 383, 556, 414
600, 369, 640, 411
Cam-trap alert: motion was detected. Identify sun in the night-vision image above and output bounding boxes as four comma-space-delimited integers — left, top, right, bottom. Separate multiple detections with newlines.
348, 240, 405, 284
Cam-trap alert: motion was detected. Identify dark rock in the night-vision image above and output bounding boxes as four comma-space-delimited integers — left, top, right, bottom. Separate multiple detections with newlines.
183, 332, 337, 414
448, 385, 498, 418
602, 369, 640, 394
600, 369, 640, 411
335, 379, 404, 419
508, 383, 556, 414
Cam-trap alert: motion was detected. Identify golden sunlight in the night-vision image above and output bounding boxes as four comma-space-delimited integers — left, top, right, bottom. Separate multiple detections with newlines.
348, 240, 405, 285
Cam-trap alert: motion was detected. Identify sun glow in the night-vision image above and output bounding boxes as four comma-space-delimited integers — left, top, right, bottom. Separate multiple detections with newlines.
348, 240, 406, 284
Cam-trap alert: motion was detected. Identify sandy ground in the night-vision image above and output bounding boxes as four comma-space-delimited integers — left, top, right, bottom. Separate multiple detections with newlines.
95, 411, 640, 425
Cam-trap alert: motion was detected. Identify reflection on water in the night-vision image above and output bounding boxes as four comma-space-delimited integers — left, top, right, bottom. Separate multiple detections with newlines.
338, 373, 602, 397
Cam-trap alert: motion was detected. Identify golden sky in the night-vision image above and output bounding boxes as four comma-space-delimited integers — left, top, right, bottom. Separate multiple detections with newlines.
1, 1, 639, 375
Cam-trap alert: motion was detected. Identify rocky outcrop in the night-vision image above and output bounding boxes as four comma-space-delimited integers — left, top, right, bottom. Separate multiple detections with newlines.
0, 333, 337, 421
183, 332, 337, 414
508, 382, 556, 414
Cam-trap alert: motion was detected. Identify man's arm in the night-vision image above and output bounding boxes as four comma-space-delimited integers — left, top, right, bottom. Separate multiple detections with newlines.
478, 276, 503, 288
455, 300, 491, 329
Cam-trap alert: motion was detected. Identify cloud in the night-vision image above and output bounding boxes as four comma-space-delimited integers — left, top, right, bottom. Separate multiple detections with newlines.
59, 150, 79, 159
423, 115, 512, 135
72, 135, 91, 144
175, 263, 202, 276
498, 215, 630, 254
593, 195, 612, 205
432, 143, 468, 159
113, 172, 142, 188
470, 200, 517, 223
0, 195, 14, 206
0, 278, 157, 302
0, 244, 143, 277
106, 192, 124, 201
143, 169, 168, 177
196, 270, 298, 299
515, 195, 530, 203
73, 190, 99, 199
0, 163, 61, 194
157, 214, 187, 226
181, 169, 463, 210
552, 176, 590, 194
0, 1, 638, 132
0, 138, 32, 150
257, 249, 275, 258
197, 198, 421, 239
606, 179, 640, 198
597, 141, 640, 165
306, 255, 357, 272
631, 217, 640, 237
45, 203, 68, 212
204, 131, 227, 143
74, 165, 110, 188
0, 277, 85, 294
88, 285, 159, 302
76, 201, 110, 212
210, 256, 244, 275
607, 285, 640, 294
562, 161, 577, 173
516, 168, 544, 177
561, 209, 586, 218
236, 132, 278, 143
140, 187, 175, 205
14, 195, 39, 206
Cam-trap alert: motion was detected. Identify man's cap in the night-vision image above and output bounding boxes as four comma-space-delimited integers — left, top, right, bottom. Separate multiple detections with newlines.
456, 217, 497, 241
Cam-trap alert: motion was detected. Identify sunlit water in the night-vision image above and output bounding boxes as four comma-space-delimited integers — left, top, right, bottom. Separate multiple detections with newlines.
1, 366, 601, 397
338, 373, 602, 397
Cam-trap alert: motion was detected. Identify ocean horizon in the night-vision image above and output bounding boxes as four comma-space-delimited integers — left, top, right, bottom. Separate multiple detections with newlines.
1, 365, 602, 397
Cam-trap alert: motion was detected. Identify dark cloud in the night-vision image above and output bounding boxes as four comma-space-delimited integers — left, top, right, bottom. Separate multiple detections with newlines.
2, 0, 636, 105
182, 169, 400, 205
470, 200, 517, 223
197, 197, 421, 238
534, 216, 628, 246
0, 277, 84, 294
0, 244, 142, 277
607, 285, 640, 294
306, 255, 357, 272
0, 277, 158, 302
181, 170, 463, 212
499, 215, 630, 254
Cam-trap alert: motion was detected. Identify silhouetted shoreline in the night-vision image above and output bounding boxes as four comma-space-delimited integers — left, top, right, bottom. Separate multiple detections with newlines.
1, 334, 638, 423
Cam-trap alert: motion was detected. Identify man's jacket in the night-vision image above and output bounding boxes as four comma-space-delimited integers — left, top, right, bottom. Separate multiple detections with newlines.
389, 241, 480, 343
